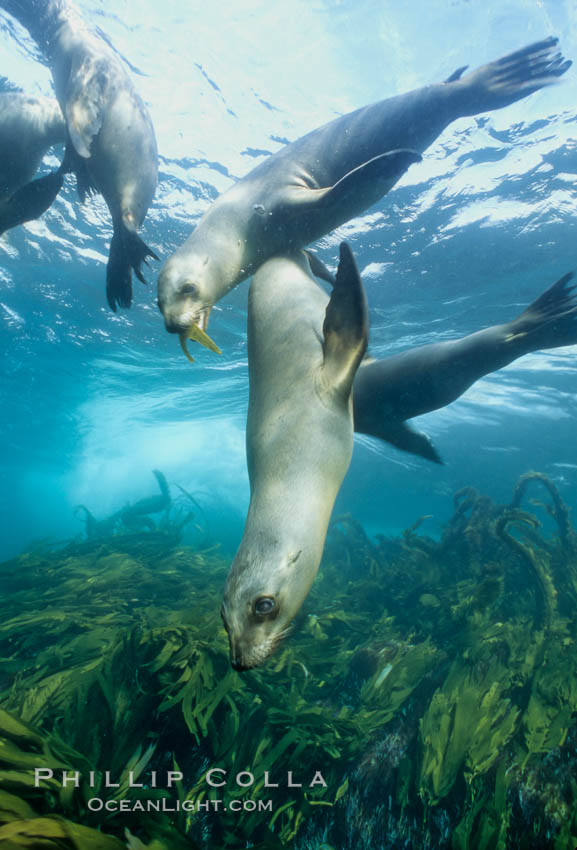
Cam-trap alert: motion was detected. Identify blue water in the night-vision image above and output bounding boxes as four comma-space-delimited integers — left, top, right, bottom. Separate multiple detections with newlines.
1, 0, 576, 561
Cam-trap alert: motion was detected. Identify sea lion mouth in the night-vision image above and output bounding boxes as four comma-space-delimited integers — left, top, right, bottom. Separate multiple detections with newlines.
228, 625, 294, 671
178, 309, 222, 363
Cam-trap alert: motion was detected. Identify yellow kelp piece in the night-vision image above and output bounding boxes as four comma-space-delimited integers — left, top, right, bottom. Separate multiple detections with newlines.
179, 333, 194, 363
179, 325, 221, 363
188, 323, 221, 354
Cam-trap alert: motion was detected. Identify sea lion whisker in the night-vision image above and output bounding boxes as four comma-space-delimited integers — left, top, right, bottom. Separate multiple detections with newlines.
273, 623, 295, 645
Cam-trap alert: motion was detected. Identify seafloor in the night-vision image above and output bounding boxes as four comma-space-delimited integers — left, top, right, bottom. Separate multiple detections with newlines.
1, 471, 577, 849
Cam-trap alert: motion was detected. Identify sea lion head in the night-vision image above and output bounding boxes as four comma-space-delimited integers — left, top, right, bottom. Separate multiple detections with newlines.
157, 252, 221, 360
221, 547, 310, 671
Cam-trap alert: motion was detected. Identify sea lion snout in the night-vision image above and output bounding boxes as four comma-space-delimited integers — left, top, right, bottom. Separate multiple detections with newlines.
228, 637, 277, 672
158, 270, 214, 343
162, 313, 192, 335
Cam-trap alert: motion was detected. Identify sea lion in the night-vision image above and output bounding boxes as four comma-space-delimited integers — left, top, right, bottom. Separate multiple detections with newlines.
75, 504, 120, 539
221, 244, 368, 671
157, 37, 570, 358
0, 0, 159, 310
352, 271, 577, 463
0, 92, 69, 234
120, 469, 171, 528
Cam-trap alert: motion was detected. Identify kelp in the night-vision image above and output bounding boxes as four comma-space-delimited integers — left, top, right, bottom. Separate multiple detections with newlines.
510, 471, 577, 552
1, 472, 577, 848
0, 708, 129, 848
419, 660, 520, 804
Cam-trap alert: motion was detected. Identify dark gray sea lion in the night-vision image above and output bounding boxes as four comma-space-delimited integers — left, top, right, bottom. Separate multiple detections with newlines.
75, 471, 170, 537
221, 244, 368, 670
352, 272, 577, 463
0, 92, 69, 234
120, 470, 171, 528
157, 37, 570, 358
0, 0, 159, 310
74, 504, 120, 538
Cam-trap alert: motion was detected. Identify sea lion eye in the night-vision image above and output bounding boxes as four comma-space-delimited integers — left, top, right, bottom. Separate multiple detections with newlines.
180, 283, 199, 297
254, 597, 276, 616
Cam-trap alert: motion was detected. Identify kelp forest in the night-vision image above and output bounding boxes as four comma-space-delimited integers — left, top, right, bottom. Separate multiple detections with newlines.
1, 471, 577, 849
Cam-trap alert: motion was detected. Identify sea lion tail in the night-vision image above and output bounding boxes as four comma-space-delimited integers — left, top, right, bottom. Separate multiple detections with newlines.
450, 37, 571, 116
0, 170, 64, 236
106, 223, 159, 311
505, 271, 577, 351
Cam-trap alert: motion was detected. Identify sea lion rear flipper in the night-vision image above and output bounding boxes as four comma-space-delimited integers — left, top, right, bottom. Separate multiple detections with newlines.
357, 418, 444, 464
0, 171, 64, 235
453, 37, 571, 116
504, 270, 577, 350
321, 242, 369, 397
65, 54, 109, 158
106, 222, 159, 311
304, 250, 335, 285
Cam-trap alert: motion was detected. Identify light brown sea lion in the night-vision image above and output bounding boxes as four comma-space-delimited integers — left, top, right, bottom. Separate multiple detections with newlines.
157, 37, 570, 359
221, 244, 368, 670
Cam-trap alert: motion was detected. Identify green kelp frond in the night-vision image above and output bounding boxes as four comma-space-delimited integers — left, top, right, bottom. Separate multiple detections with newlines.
419, 660, 519, 805
0, 816, 126, 849
361, 640, 441, 723
0, 709, 132, 847
522, 630, 577, 766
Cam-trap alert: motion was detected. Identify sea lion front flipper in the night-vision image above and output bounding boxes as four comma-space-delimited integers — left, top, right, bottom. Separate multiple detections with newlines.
106, 221, 160, 311
65, 54, 109, 158
358, 418, 444, 464
304, 250, 335, 285
63, 143, 98, 202
0, 170, 65, 235
282, 150, 421, 222
319, 150, 422, 211
321, 242, 369, 398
